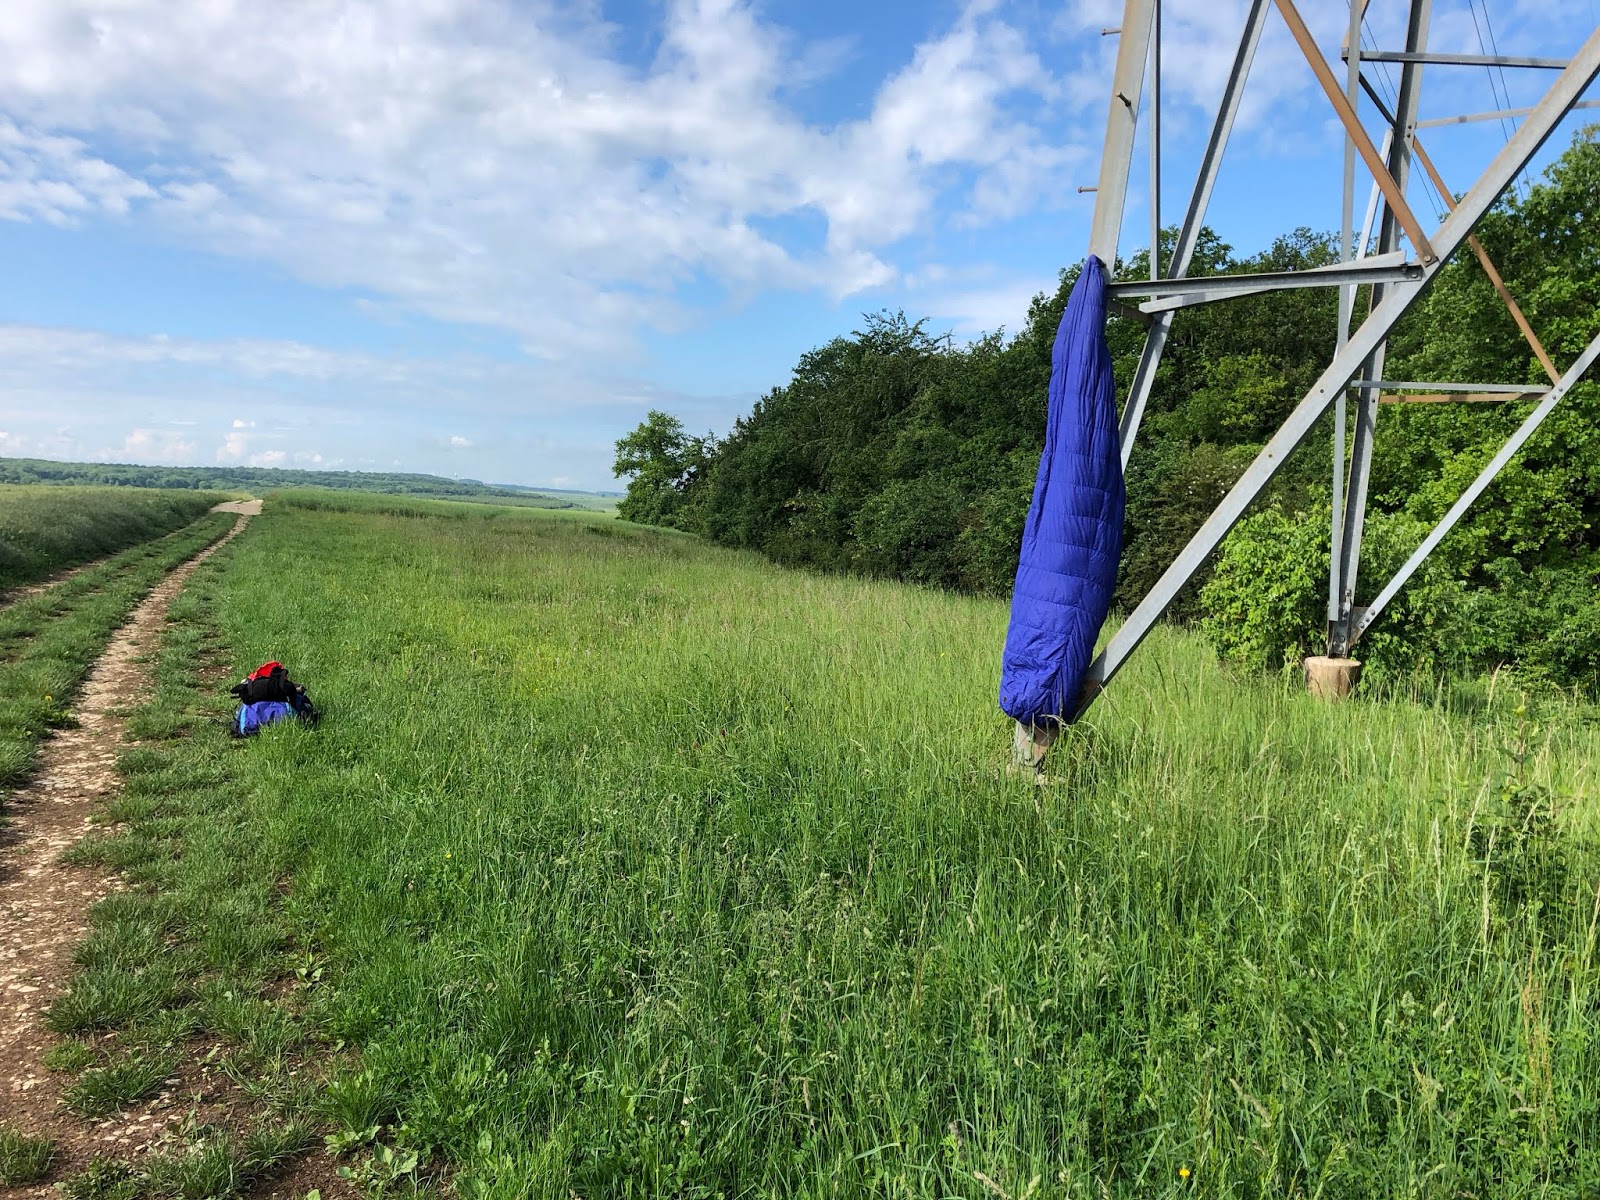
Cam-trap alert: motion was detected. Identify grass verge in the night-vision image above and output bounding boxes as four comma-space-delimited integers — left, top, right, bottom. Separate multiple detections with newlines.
40, 523, 387, 1199
0, 485, 225, 594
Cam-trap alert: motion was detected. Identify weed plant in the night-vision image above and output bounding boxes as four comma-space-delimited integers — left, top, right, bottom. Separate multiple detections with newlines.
90, 501, 1600, 1197
0, 484, 224, 592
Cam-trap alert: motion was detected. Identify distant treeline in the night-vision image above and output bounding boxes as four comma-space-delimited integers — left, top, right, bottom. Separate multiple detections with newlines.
0, 457, 586, 509
615, 127, 1600, 693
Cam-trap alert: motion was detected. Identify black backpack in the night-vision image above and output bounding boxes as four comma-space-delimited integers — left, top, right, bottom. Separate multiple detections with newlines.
230, 664, 302, 705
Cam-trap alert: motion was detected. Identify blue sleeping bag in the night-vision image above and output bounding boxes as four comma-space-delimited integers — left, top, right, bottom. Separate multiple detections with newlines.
999, 254, 1125, 727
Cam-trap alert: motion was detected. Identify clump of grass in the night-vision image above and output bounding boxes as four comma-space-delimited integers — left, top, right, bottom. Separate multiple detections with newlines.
139, 1117, 311, 1200
240, 1119, 317, 1173
0, 1125, 55, 1186
197, 986, 300, 1068
47, 965, 181, 1034
130, 1006, 202, 1048
43, 1038, 98, 1074
64, 1052, 179, 1118
60, 1156, 141, 1200
72, 916, 169, 971
88, 891, 182, 934
321, 1070, 395, 1140
143, 1138, 242, 1200
59, 831, 171, 872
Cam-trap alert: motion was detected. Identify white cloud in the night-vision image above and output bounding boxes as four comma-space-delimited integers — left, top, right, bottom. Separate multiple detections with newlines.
0, 323, 430, 385
105, 427, 196, 462
0, 0, 1085, 356
927, 276, 1060, 339
0, 118, 155, 224
448, 435, 472, 448
231, 417, 254, 428
217, 430, 250, 462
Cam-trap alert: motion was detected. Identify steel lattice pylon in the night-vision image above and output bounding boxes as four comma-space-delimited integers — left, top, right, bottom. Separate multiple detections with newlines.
1073, 0, 1600, 719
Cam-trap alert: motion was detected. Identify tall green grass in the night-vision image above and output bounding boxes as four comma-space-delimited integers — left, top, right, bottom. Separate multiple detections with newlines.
0, 485, 226, 592
110, 502, 1600, 1197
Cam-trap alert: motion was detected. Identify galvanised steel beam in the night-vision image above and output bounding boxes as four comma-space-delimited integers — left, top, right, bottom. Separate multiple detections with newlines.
1109, 253, 1415, 297
1356, 380, 1546, 394
1275, 0, 1437, 263
1355, 130, 1393, 258
1355, 50, 1570, 69
1115, 0, 1271, 470
1149, 0, 1161, 283
1378, 392, 1519, 404
1331, 0, 1432, 658
1088, 0, 1157, 264
1111, 257, 1423, 314
1070, 21, 1600, 720
1332, 0, 1364, 623
1418, 99, 1600, 128
1350, 327, 1600, 645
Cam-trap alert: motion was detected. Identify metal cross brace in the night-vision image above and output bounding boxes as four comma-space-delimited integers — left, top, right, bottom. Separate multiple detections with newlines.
1349, 327, 1600, 645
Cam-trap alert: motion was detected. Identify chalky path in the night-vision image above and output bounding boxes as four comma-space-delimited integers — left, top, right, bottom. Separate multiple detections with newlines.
0, 502, 257, 1192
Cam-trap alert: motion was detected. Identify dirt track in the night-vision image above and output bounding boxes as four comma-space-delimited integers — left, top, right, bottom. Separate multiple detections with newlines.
0, 511, 253, 1190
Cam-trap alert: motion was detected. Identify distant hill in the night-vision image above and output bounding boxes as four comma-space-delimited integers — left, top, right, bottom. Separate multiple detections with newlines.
489, 481, 623, 499
0, 457, 617, 511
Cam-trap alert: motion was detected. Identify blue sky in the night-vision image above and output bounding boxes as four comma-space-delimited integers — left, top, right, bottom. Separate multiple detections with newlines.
0, 0, 1595, 489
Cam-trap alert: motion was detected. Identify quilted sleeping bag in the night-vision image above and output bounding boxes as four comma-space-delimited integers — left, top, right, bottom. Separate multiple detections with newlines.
999, 254, 1125, 727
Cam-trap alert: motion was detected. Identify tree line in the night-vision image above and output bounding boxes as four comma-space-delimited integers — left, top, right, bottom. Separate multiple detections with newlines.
619, 128, 1598, 692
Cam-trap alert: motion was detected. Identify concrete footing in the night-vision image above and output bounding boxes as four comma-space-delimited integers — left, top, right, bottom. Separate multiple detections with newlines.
1012, 720, 1057, 770
1304, 655, 1362, 699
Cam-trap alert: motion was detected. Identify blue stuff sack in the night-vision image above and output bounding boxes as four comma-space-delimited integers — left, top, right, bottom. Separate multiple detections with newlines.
236, 700, 297, 736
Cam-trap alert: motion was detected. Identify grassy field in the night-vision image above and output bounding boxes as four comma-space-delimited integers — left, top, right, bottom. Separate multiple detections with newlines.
0, 485, 226, 593
266, 487, 622, 523
458, 488, 621, 513
49, 494, 1600, 1198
